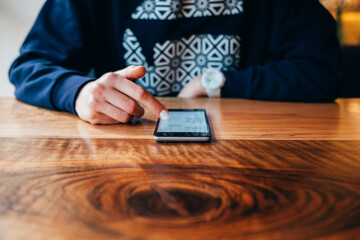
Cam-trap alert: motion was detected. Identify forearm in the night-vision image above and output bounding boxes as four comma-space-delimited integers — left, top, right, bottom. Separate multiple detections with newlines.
10, 57, 94, 114
222, 58, 342, 102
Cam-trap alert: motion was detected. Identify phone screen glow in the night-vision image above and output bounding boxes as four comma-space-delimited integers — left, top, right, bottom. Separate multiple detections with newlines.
157, 111, 209, 133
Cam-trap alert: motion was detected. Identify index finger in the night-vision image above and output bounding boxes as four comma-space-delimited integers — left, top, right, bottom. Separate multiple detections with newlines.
112, 74, 169, 120
115, 66, 147, 80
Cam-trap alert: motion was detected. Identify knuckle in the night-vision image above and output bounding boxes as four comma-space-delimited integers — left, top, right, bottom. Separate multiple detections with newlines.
86, 111, 98, 124
87, 96, 99, 109
125, 100, 137, 114
90, 83, 105, 97
122, 113, 133, 123
134, 86, 147, 100
114, 111, 132, 123
103, 72, 117, 80
102, 72, 118, 84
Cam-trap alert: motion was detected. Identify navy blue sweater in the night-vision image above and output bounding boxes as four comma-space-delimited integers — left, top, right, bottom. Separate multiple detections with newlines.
9, 0, 343, 115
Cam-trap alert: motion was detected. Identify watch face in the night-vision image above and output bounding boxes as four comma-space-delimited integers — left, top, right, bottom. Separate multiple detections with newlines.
203, 69, 223, 90
205, 77, 218, 89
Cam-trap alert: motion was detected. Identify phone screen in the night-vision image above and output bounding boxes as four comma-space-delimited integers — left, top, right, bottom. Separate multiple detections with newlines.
157, 111, 209, 133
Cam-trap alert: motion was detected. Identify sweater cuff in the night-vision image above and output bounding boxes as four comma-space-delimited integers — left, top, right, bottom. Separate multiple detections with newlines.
51, 74, 95, 115
221, 69, 252, 98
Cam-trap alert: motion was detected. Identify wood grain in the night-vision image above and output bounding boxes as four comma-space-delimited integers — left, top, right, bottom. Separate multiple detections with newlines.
0, 97, 360, 240
1, 98, 360, 140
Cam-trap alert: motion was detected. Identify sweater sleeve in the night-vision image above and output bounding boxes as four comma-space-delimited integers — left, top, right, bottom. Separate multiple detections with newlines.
221, 0, 343, 102
9, 0, 95, 115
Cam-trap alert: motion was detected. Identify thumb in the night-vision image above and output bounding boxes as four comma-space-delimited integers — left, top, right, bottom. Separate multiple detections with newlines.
115, 65, 147, 80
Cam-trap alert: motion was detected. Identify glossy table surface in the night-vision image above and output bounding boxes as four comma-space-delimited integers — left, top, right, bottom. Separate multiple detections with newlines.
0, 97, 359, 240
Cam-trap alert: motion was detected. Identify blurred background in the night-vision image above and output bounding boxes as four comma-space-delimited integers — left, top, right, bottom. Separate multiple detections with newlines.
0, 0, 45, 96
321, 0, 360, 44
0, 0, 359, 97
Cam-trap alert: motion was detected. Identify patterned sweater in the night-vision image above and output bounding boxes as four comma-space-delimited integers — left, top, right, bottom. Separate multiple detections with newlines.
10, 0, 343, 115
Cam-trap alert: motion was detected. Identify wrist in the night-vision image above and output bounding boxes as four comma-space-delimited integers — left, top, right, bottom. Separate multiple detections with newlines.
197, 75, 207, 96
75, 80, 94, 116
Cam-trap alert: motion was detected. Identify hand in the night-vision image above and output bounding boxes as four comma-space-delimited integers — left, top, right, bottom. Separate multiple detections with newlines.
75, 65, 169, 125
178, 75, 207, 98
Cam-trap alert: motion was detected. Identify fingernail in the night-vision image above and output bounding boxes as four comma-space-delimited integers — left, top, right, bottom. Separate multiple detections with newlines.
160, 110, 169, 120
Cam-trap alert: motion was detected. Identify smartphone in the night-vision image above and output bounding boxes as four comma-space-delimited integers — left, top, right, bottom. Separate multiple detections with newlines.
153, 109, 212, 143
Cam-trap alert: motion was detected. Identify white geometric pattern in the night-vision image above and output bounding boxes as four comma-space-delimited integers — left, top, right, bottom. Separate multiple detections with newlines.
132, 0, 244, 20
123, 28, 241, 96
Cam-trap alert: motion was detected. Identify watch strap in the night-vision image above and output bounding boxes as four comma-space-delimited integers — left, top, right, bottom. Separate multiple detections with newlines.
206, 88, 221, 98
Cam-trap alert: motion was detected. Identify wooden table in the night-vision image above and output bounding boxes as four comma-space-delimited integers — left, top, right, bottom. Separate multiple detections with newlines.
0, 97, 359, 240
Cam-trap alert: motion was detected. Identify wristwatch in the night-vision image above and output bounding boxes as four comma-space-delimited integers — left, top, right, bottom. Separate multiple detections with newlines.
201, 69, 226, 98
